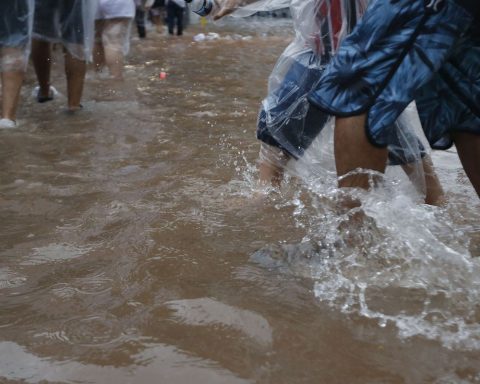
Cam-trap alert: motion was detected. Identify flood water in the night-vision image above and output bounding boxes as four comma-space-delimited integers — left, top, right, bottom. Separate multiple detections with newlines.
1, 18, 480, 384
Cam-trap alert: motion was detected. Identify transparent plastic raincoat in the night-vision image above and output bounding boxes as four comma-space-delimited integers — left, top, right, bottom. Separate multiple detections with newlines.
214, 0, 436, 194
257, 0, 428, 167
95, 0, 136, 56
33, 0, 98, 61
0, 0, 34, 72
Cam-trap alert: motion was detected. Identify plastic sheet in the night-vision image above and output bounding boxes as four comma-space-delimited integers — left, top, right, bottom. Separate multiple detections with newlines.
95, 19, 133, 57
235, 0, 290, 15
211, 0, 441, 201
97, 0, 136, 19
96, 0, 135, 56
255, 0, 434, 198
33, 0, 98, 61
258, 0, 371, 160
209, 0, 288, 19
0, 0, 34, 72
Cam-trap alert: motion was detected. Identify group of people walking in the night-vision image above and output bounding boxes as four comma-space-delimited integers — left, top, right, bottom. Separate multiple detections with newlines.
0, 0, 187, 130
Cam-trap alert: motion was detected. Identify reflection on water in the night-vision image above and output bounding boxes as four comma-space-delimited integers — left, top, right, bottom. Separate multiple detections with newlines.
1, 19, 480, 384
0, 341, 250, 384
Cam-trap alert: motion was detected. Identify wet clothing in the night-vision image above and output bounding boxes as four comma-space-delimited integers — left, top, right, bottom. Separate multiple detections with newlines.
257, 51, 329, 159
135, 8, 147, 38
257, 50, 426, 165
0, 1, 32, 48
307, 0, 480, 150
166, 0, 185, 35
455, 0, 480, 20
150, 0, 165, 17
34, 0, 86, 45
96, 0, 136, 19
33, 0, 97, 60
257, 0, 368, 159
257, 0, 427, 165
0, 0, 34, 72
134, 0, 152, 38
95, 0, 134, 57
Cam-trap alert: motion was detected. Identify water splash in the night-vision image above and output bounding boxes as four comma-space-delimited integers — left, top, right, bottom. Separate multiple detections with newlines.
234, 121, 480, 351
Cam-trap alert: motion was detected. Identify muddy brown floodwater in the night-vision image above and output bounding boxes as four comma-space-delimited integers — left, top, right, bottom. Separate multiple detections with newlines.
1, 18, 480, 384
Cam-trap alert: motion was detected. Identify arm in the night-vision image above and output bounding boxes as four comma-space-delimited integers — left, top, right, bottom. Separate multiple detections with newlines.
212, 0, 259, 20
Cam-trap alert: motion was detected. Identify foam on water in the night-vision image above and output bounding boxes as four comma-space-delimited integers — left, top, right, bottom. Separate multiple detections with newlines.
309, 195, 480, 350
236, 124, 480, 351
22, 243, 94, 266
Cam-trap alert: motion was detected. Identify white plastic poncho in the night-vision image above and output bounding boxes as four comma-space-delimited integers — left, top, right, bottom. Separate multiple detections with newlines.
95, 0, 136, 56
0, 0, 34, 72
96, 0, 136, 19
226, 0, 433, 196
33, 0, 98, 61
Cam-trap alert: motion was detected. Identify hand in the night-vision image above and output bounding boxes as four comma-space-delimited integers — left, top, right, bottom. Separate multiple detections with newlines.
212, 0, 249, 20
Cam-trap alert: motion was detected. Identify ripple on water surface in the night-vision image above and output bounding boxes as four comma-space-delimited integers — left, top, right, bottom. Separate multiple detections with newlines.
0, 341, 251, 384
166, 297, 273, 347
21, 243, 95, 266
60, 314, 124, 347
248, 165, 480, 351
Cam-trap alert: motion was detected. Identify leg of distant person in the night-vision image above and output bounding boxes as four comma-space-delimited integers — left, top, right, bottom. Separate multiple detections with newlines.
1, 48, 24, 124
176, 6, 184, 35
1, 71, 24, 123
135, 7, 146, 38
93, 19, 106, 73
101, 18, 131, 80
167, 3, 175, 35
64, 49, 86, 111
31, 39, 53, 101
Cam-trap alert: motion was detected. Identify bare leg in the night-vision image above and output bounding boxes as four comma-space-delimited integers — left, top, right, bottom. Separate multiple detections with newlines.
257, 144, 289, 188
1, 71, 23, 121
334, 114, 388, 189
258, 160, 285, 188
31, 39, 53, 99
102, 19, 130, 80
152, 15, 163, 33
401, 155, 446, 206
93, 20, 106, 73
452, 131, 480, 198
421, 156, 446, 205
64, 49, 86, 111
1, 47, 25, 121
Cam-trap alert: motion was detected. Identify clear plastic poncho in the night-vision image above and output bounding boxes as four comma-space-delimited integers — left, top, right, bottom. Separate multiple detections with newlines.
0, 0, 34, 72
95, 0, 135, 56
222, 0, 432, 197
33, 0, 98, 61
